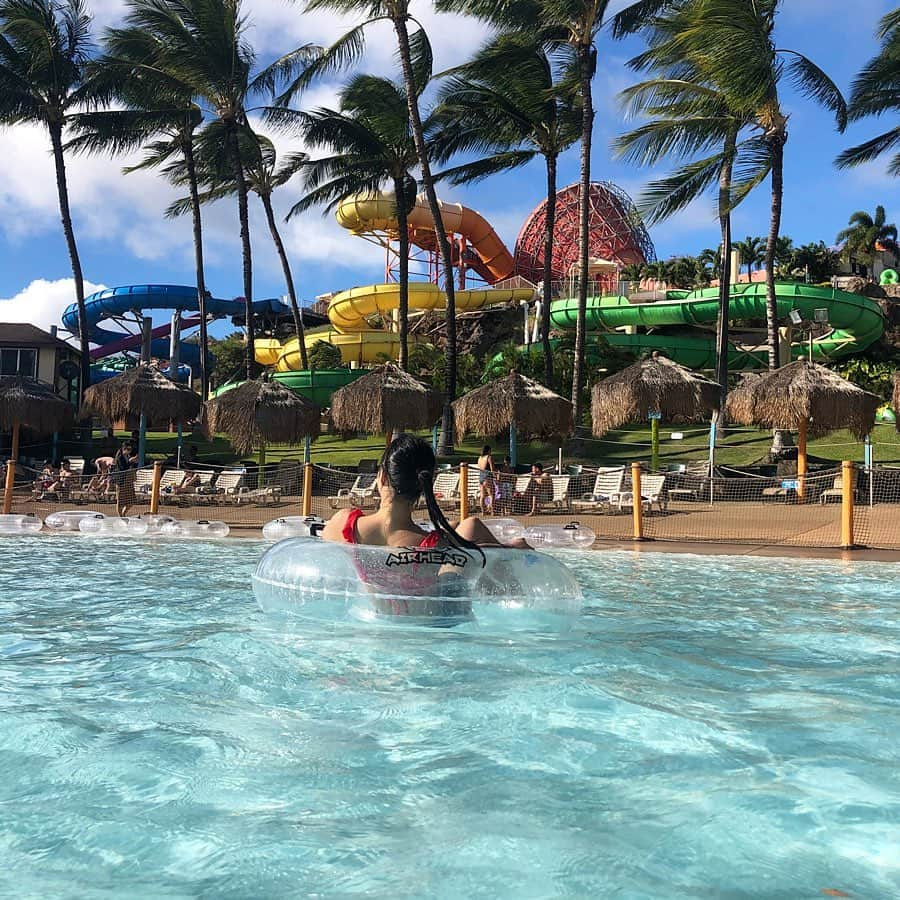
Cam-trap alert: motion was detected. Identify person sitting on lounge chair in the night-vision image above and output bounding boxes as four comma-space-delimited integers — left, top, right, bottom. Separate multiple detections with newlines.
44, 459, 75, 498
522, 462, 552, 515
85, 458, 112, 497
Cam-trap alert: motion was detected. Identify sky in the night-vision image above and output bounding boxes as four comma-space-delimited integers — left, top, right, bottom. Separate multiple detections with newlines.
0, 0, 896, 342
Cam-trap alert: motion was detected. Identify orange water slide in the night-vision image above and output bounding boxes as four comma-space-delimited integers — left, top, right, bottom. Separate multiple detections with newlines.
335, 192, 515, 283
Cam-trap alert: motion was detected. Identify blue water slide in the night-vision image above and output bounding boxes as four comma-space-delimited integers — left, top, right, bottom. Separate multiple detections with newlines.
62, 284, 290, 368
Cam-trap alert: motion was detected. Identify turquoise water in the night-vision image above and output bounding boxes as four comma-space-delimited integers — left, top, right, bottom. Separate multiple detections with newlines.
1, 537, 898, 898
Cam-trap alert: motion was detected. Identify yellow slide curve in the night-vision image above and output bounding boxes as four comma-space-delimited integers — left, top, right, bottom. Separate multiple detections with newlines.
255, 192, 533, 370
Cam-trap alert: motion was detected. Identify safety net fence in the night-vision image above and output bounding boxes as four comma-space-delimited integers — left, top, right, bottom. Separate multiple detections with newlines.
5, 457, 900, 550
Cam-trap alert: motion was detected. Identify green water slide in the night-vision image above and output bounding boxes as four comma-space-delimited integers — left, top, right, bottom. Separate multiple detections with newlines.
549, 282, 885, 369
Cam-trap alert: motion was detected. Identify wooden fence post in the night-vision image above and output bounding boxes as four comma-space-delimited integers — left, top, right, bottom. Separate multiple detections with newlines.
149, 461, 162, 514
302, 462, 313, 517
841, 460, 855, 549
459, 462, 469, 521
632, 461, 644, 541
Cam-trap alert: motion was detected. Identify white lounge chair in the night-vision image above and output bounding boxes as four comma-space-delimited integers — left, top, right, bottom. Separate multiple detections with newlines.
571, 467, 625, 513
328, 474, 378, 510
431, 472, 460, 510
614, 474, 668, 513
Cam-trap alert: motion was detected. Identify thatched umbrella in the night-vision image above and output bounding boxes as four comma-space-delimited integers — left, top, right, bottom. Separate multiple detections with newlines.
82, 364, 202, 464
329, 362, 442, 447
1, 376, 75, 513
452, 372, 573, 464
726, 360, 880, 499
591, 356, 721, 471
204, 378, 320, 464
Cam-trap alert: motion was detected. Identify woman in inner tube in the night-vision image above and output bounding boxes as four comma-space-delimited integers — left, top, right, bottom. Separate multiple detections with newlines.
321, 435, 520, 619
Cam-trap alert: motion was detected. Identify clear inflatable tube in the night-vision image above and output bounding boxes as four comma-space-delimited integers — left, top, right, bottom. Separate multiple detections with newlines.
252, 537, 583, 630
0, 513, 43, 534
128, 514, 176, 534
262, 516, 324, 542
160, 519, 230, 538
524, 522, 596, 549
45, 510, 103, 532
482, 517, 526, 544
79, 515, 150, 536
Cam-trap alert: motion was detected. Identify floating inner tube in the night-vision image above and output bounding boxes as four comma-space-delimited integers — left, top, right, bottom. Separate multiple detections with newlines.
525, 522, 596, 549
262, 516, 324, 542
482, 517, 526, 544
252, 537, 583, 630
79, 514, 150, 536
880, 268, 898, 285
0, 514, 43, 534
45, 510, 102, 532
160, 519, 230, 538
129, 514, 176, 534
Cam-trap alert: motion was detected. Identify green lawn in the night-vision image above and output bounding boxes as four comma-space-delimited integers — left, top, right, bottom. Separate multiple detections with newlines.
118, 420, 900, 471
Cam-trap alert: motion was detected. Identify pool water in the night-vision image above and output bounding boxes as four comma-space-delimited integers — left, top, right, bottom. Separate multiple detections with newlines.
1, 538, 898, 898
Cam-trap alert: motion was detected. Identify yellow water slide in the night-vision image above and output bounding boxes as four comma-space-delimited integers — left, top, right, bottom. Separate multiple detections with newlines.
256, 192, 532, 370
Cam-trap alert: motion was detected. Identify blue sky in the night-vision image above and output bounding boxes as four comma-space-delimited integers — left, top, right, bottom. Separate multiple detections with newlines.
0, 0, 895, 341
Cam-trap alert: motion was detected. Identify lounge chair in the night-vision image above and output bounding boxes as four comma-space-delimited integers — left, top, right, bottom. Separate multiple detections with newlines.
614, 474, 668, 513
210, 470, 248, 505
571, 467, 625, 513
820, 471, 856, 504
328, 474, 378, 510
431, 472, 460, 510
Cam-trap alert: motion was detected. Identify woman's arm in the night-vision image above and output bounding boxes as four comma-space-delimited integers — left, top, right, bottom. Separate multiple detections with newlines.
321, 508, 352, 543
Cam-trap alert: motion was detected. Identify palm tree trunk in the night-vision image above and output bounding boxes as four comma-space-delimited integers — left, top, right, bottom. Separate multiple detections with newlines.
49, 123, 89, 403
571, 45, 595, 424
715, 129, 736, 402
392, 17, 457, 453
227, 122, 255, 380
182, 137, 209, 399
393, 176, 410, 370
261, 190, 308, 370
764, 134, 786, 370
541, 153, 557, 386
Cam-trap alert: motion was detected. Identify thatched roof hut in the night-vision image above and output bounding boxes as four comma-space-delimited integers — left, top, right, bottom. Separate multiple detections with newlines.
329, 362, 442, 435
725, 361, 879, 439
591, 355, 721, 435
82, 365, 201, 425
453, 372, 573, 440
894, 372, 900, 433
0, 376, 74, 436
204, 378, 320, 454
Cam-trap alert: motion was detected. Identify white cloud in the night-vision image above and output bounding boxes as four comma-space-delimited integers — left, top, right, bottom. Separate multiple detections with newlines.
0, 278, 107, 338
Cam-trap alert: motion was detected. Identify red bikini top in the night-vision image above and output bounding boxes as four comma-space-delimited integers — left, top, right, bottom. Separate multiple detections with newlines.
341, 508, 440, 548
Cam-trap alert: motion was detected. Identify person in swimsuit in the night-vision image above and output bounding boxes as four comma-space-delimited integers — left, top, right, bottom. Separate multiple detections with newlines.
476, 445, 495, 515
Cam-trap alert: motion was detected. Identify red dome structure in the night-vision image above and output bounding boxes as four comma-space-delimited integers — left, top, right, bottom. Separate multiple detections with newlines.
513, 181, 655, 293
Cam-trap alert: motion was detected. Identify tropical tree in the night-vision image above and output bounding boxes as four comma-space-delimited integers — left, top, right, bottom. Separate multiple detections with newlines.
286, 74, 435, 370
614, 42, 764, 397
699, 246, 722, 279
72, 30, 213, 398
787, 241, 842, 283
431, 33, 581, 387
167, 126, 311, 370
0, 0, 96, 400
835, 206, 899, 267
619, 262, 645, 284
733, 235, 765, 277
109, 0, 317, 380
616, 0, 847, 371
836, 10, 900, 174
283, 2, 460, 451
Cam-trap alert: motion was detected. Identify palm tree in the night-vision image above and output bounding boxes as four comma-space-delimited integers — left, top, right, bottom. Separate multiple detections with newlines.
614, 58, 765, 397
167, 126, 311, 370
619, 262, 645, 284
112, 0, 317, 380
431, 33, 580, 386
835, 206, 899, 267
616, 0, 846, 370
283, 75, 433, 370
283, 4, 460, 451
836, 10, 900, 174
733, 235, 765, 278
0, 0, 96, 401
72, 33, 213, 398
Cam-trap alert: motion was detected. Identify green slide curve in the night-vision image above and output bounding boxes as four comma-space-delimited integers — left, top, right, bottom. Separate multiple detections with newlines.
549, 282, 885, 369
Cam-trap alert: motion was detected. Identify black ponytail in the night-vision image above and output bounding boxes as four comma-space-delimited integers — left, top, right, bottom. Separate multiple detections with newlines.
381, 434, 486, 566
